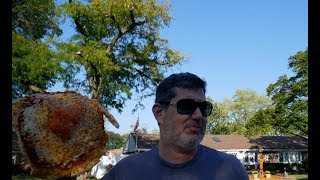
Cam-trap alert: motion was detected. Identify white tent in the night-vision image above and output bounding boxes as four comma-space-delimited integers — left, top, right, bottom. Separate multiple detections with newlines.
91, 152, 117, 179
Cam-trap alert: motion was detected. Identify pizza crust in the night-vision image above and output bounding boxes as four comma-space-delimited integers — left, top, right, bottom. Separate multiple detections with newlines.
12, 91, 119, 179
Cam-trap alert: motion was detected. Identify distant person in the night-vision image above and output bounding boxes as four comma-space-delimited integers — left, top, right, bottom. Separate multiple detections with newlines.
102, 72, 248, 180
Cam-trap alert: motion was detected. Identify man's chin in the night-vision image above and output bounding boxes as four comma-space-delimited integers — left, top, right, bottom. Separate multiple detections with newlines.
178, 134, 203, 152
182, 131, 204, 144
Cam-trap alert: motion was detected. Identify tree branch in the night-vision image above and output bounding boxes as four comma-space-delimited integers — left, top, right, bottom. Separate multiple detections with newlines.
69, 0, 88, 37
133, 67, 159, 86
106, 7, 146, 55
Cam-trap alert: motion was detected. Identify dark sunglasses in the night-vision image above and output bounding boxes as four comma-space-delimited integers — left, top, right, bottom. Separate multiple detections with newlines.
167, 99, 213, 117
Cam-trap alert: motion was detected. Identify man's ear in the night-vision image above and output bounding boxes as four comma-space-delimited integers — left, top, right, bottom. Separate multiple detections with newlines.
152, 103, 164, 124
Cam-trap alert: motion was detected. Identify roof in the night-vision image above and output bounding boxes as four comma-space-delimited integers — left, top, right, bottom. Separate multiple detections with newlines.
123, 133, 159, 154
123, 133, 308, 153
248, 135, 308, 150
203, 135, 308, 151
106, 148, 123, 155
201, 135, 252, 150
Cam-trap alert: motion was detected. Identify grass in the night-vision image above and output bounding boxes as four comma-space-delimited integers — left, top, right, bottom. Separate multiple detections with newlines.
289, 174, 308, 180
249, 173, 308, 180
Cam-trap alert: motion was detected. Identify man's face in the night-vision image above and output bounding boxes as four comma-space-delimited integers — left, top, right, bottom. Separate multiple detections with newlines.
159, 87, 208, 152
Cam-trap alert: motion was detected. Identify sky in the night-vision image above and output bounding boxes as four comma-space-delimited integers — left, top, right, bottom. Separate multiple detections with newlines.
50, 0, 308, 135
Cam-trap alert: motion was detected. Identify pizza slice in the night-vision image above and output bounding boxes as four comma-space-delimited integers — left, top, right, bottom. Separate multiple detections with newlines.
12, 91, 119, 179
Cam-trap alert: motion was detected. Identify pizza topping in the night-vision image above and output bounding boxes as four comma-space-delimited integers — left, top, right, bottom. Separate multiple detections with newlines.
48, 106, 83, 142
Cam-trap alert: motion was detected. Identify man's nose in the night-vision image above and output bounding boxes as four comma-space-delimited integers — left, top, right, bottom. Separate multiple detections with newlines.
191, 107, 203, 118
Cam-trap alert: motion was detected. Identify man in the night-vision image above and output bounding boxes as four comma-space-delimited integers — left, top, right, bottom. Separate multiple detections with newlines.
102, 72, 249, 180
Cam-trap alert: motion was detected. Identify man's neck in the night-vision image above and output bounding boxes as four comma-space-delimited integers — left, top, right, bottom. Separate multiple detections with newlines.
158, 141, 198, 164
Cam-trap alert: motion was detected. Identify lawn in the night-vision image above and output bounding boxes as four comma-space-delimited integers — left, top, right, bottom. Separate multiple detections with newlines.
249, 173, 308, 180
289, 174, 308, 180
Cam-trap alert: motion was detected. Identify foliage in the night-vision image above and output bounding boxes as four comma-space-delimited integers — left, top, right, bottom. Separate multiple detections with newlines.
12, 32, 65, 99
151, 128, 159, 134
266, 48, 308, 135
12, 0, 63, 99
206, 97, 231, 134
138, 127, 148, 134
104, 131, 126, 151
227, 89, 272, 135
121, 133, 129, 141
12, 0, 62, 39
206, 89, 272, 135
55, 0, 186, 112
245, 108, 277, 136
288, 174, 308, 180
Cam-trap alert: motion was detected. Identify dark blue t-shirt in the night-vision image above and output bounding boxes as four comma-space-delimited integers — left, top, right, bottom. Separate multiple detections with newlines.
102, 145, 249, 180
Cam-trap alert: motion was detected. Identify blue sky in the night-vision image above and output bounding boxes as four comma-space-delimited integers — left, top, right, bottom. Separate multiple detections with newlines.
51, 0, 308, 135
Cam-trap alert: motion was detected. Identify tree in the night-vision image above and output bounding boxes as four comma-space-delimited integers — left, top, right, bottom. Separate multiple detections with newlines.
245, 108, 277, 137
226, 89, 272, 135
12, 32, 65, 99
206, 89, 272, 135
12, 0, 61, 40
56, 0, 185, 112
266, 48, 308, 135
12, 0, 64, 99
136, 127, 148, 134
121, 133, 129, 141
206, 97, 231, 135
104, 131, 126, 151
151, 128, 159, 134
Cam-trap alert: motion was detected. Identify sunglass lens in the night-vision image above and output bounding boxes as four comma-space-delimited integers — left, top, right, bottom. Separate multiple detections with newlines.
176, 99, 213, 117
199, 102, 212, 117
176, 99, 197, 114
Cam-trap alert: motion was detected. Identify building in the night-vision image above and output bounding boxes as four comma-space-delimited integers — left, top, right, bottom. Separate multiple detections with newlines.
122, 133, 308, 172
90, 149, 127, 179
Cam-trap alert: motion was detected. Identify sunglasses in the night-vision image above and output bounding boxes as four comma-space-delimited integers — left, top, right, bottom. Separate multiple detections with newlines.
167, 99, 213, 117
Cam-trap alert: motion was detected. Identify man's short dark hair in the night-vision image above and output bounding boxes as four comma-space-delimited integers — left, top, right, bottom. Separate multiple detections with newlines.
155, 72, 207, 104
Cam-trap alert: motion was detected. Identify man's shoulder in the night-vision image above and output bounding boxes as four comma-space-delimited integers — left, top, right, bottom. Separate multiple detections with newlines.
102, 148, 159, 180
199, 145, 248, 178
199, 144, 221, 155
116, 148, 157, 166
